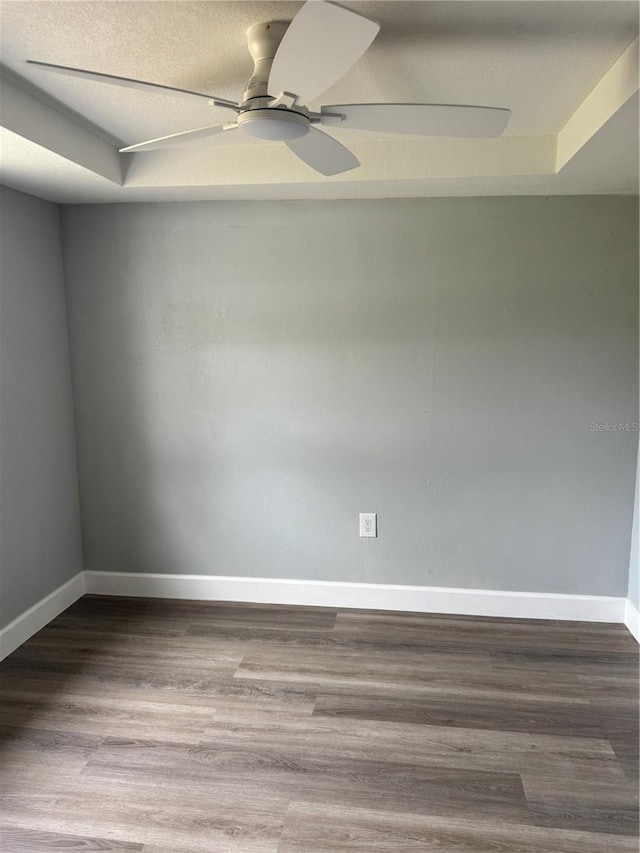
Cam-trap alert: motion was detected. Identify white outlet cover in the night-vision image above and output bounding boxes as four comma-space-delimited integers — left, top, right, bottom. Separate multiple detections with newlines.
359, 512, 377, 538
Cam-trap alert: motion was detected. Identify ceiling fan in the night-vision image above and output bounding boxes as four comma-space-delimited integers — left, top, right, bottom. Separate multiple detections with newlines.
27, 1, 511, 176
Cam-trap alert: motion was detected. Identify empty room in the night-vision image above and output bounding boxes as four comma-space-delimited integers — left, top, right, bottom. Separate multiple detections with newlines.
0, 1, 639, 851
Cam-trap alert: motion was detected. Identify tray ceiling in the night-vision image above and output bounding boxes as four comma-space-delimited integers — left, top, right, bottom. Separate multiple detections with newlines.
0, 1, 638, 202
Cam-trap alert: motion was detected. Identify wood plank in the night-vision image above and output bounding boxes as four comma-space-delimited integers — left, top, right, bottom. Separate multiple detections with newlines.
278, 802, 640, 852
522, 772, 639, 836
200, 715, 621, 778
490, 648, 639, 678
576, 674, 640, 704
233, 649, 593, 703
0, 825, 143, 851
0, 678, 316, 718
0, 694, 219, 742
312, 692, 610, 738
0, 781, 286, 852
81, 735, 533, 824
0, 659, 317, 708
334, 611, 639, 654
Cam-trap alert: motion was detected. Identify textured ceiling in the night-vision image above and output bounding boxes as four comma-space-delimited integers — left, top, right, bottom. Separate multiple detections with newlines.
0, 1, 638, 202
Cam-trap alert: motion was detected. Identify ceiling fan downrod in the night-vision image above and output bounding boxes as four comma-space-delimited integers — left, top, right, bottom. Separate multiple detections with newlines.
239, 21, 313, 141
243, 21, 289, 102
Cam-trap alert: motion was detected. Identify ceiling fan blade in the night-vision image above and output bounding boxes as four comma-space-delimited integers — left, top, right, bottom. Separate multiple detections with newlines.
120, 123, 237, 153
26, 60, 240, 111
320, 103, 511, 137
286, 126, 359, 176
269, 1, 379, 105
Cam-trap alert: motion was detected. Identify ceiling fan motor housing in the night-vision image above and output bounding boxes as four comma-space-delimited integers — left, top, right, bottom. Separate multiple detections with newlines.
244, 21, 289, 102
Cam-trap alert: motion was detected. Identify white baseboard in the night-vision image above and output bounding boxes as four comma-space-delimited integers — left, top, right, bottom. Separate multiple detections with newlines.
624, 598, 640, 643
84, 571, 626, 624
0, 572, 85, 661
2, 573, 632, 663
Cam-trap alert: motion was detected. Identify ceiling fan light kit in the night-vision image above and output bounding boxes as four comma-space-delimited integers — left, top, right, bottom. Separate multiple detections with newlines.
26, 1, 511, 176
238, 109, 309, 141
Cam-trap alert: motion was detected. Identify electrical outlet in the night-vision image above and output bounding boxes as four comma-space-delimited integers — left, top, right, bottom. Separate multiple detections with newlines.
359, 512, 377, 538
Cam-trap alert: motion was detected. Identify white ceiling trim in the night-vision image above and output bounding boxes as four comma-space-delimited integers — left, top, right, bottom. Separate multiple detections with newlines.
122, 134, 556, 188
0, 74, 123, 186
557, 35, 639, 171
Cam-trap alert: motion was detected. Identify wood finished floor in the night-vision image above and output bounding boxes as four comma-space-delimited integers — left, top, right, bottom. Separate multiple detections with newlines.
0, 596, 638, 852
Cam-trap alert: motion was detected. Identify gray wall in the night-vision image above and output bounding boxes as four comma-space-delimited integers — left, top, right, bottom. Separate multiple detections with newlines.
628, 446, 639, 608
0, 187, 82, 628
61, 197, 638, 596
